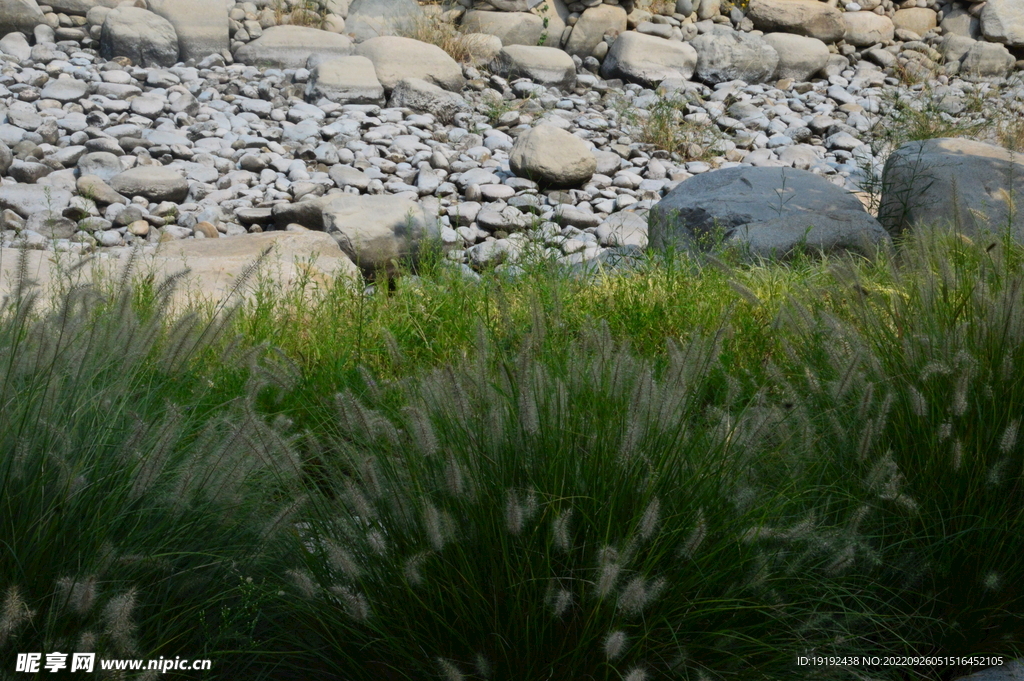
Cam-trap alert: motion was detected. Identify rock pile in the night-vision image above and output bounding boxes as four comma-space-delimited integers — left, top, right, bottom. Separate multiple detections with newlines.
0, 0, 1021, 285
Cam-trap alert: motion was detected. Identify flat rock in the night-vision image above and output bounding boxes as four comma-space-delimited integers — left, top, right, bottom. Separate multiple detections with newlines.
491, 45, 577, 90
649, 166, 888, 258
354, 36, 465, 92
879, 137, 1024, 241
462, 10, 545, 46
306, 55, 384, 105
345, 0, 422, 42
233, 26, 353, 70
388, 78, 469, 124
109, 166, 188, 203
0, 184, 73, 218
747, 0, 846, 42
600, 31, 698, 86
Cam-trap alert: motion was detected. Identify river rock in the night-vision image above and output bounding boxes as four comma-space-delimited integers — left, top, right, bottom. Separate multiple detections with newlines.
233, 26, 353, 69
462, 10, 545, 46
841, 12, 895, 47
147, 0, 229, 62
564, 4, 627, 58
355, 36, 465, 92
762, 33, 829, 81
491, 45, 577, 90
100, 7, 179, 67
747, 0, 846, 43
109, 166, 188, 203
306, 55, 385, 105
690, 28, 780, 84
980, 0, 1024, 47
601, 31, 698, 86
509, 125, 596, 188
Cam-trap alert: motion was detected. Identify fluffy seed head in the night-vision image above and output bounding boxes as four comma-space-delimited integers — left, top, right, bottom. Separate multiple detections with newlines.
952, 373, 969, 417
424, 503, 446, 552
681, 509, 707, 559
404, 551, 429, 586
329, 585, 370, 621
102, 588, 138, 655
445, 455, 465, 497
618, 575, 667, 616
908, 386, 927, 417
639, 498, 661, 541
57, 575, 98, 615
999, 419, 1019, 453
551, 588, 573, 617
604, 630, 627, 660
982, 572, 1002, 591
0, 586, 34, 646
937, 421, 952, 442
474, 653, 491, 678
952, 439, 963, 471
552, 508, 572, 552
624, 667, 648, 681
324, 540, 361, 579
287, 569, 319, 598
366, 529, 387, 555
596, 547, 621, 598
437, 658, 464, 681
505, 490, 524, 535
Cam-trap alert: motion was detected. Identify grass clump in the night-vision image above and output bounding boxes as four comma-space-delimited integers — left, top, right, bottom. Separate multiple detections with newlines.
398, 14, 480, 64
618, 92, 726, 162
1, 227, 1023, 679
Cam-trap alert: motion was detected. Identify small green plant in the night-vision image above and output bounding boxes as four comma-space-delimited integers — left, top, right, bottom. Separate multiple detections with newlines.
619, 92, 726, 162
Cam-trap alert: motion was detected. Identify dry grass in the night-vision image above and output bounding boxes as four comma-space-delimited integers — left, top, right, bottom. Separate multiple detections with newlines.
399, 14, 480, 64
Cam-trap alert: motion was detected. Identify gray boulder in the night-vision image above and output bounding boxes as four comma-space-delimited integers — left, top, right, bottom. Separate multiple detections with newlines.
981, 0, 1024, 47
762, 33, 829, 81
0, 0, 45, 37
564, 4, 627, 58
355, 36, 465, 92
322, 193, 439, 276
961, 40, 1015, 77
491, 45, 577, 90
841, 12, 895, 47
879, 138, 1024, 241
345, 0, 422, 42
0, 184, 73, 218
600, 31, 698, 86
109, 166, 188, 203
76, 152, 123, 182
462, 10, 545, 46
0, 32, 30, 60
388, 78, 470, 124
100, 7, 179, 67
509, 125, 596, 188
233, 26, 353, 70
146, 0, 229, 62
649, 166, 888, 258
940, 7, 980, 39
747, 0, 846, 42
306, 55, 385, 105
690, 28, 779, 85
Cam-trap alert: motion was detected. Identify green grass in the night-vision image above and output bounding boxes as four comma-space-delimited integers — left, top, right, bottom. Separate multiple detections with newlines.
1, 227, 1022, 679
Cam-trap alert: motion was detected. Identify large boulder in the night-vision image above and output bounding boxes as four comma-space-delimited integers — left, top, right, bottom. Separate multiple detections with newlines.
355, 36, 465, 92
322, 194, 439, 276
564, 4, 627, 58
509, 125, 596, 188
0, 0, 45, 36
306, 55, 384, 105
841, 12, 895, 47
879, 138, 1024, 241
960, 41, 1015, 77
100, 7, 179, 67
146, 0, 229, 62
345, 0, 422, 42
461, 10, 545, 46
388, 78, 470, 124
747, 0, 846, 43
491, 45, 577, 90
762, 33, 829, 81
233, 26, 353, 69
0, 184, 72, 218
941, 7, 980, 39
600, 31, 698, 86
109, 166, 189, 203
649, 166, 889, 258
690, 28, 779, 85
892, 8, 937, 36
980, 0, 1024, 47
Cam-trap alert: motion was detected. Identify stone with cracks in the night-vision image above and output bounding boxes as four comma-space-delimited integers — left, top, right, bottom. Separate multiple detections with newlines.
649, 166, 889, 258
509, 125, 597, 188
690, 28, 779, 85
600, 31, 698, 87
233, 26, 353, 70
322, 193, 439, 276
388, 78, 470, 125
879, 138, 1024, 242
981, 0, 1024, 47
